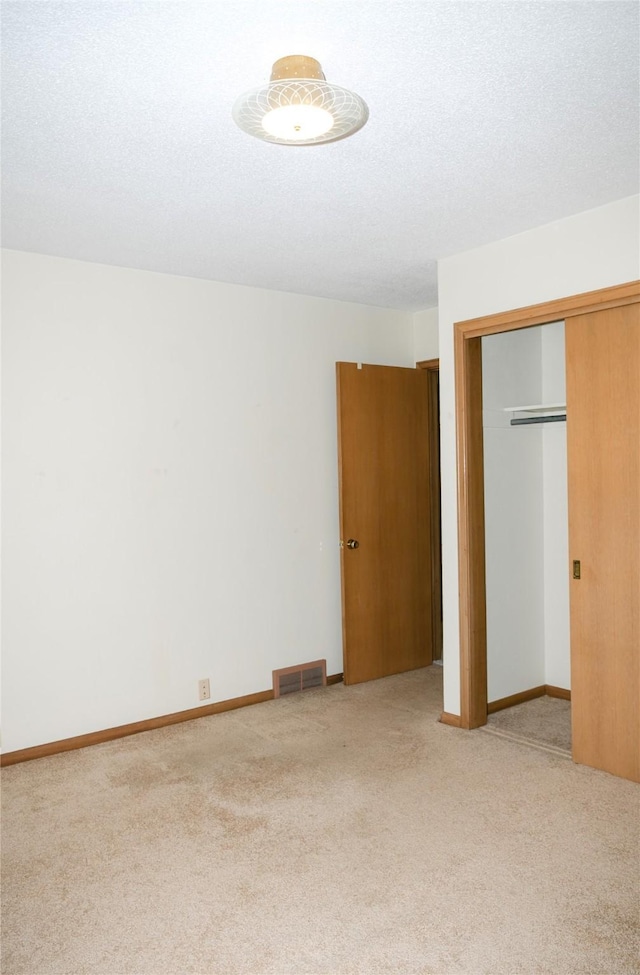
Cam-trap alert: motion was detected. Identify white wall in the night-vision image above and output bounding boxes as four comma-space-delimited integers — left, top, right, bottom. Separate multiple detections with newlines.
413, 306, 439, 360
482, 327, 545, 701
542, 322, 570, 689
1, 250, 414, 752
437, 195, 640, 716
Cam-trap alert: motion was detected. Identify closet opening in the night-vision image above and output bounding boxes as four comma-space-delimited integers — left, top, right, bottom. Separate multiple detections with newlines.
479, 322, 570, 755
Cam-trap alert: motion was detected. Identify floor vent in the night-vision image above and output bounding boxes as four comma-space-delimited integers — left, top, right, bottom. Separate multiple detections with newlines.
273, 659, 327, 698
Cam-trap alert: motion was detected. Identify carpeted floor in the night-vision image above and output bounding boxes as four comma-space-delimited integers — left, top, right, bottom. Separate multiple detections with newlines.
1, 667, 639, 975
483, 696, 572, 756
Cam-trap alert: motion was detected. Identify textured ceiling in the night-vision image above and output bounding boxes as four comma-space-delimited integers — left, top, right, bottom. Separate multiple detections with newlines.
2, 2, 638, 310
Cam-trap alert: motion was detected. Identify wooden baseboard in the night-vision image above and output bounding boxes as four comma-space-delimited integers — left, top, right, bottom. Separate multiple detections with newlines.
545, 684, 571, 700
439, 711, 462, 728
0, 673, 345, 767
487, 685, 546, 714
488, 684, 572, 715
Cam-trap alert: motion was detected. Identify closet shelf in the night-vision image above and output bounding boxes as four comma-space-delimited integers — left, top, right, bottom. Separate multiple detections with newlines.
503, 403, 566, 414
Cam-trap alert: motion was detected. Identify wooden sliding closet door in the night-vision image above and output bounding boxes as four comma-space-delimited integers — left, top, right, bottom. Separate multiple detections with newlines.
566, 303, 639, 782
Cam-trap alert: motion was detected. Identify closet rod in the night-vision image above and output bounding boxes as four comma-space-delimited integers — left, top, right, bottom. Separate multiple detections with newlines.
510, 414, 566, 426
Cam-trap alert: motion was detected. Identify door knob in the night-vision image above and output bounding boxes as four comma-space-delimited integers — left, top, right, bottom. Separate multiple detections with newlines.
346, 538, 360, 549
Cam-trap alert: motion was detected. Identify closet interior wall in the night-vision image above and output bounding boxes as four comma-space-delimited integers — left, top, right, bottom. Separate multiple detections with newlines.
482, 322, 569, 703
542, 324, 570, 690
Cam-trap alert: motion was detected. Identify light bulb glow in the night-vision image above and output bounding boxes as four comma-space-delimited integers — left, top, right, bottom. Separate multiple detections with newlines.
262, 104, 334, 140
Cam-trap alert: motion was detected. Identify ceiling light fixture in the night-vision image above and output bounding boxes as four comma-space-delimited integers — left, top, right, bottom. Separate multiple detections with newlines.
232, 55, 369, 146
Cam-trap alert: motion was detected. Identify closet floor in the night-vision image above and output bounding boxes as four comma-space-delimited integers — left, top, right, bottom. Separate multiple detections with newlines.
481, 695, 571, 756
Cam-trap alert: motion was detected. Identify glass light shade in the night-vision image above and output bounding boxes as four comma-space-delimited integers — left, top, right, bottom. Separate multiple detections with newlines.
232, 56, 369, 146
262, 104, 335, 141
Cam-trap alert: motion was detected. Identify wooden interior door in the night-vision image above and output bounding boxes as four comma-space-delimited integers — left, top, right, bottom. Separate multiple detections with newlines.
336, 362, 432, 684
566, 303, 640, 782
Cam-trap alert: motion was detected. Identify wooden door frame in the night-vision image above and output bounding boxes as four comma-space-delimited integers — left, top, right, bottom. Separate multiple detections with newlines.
454, 280, 640, 729
417, 359, 442, 660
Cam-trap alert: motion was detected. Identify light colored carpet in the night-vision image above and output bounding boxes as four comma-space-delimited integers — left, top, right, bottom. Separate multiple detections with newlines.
2, 667, 639, 975
483, 696, 572, 757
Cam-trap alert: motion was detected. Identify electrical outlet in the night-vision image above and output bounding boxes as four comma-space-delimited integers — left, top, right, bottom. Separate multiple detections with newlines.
198, 678, 210, 701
